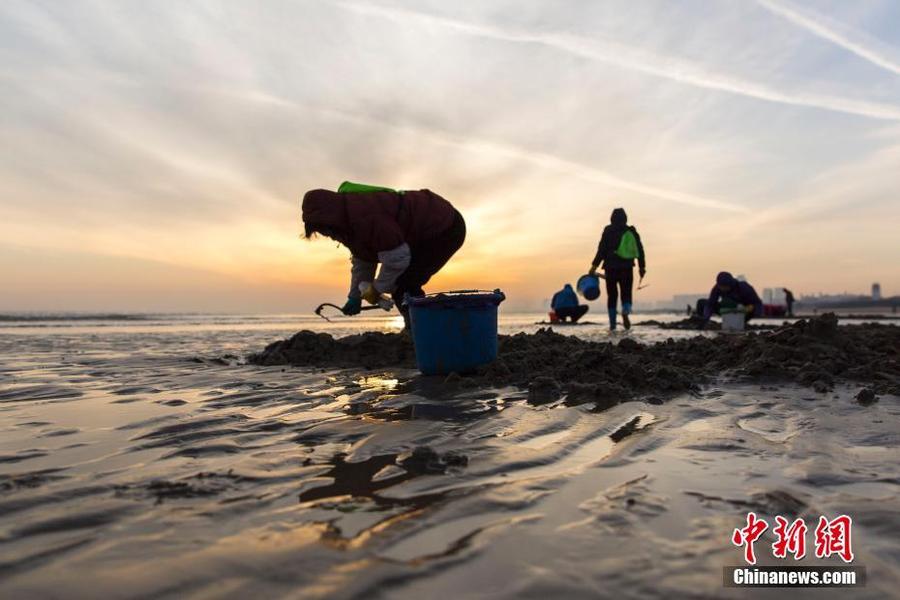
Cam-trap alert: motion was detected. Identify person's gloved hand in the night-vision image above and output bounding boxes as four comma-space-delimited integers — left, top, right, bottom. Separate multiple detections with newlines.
639, 268, 646, 279
360, 282, 381, 305
341, 296, 362, 315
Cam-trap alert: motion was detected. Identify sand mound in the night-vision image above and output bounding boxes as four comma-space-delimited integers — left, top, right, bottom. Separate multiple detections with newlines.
635, 317, 778, 331
249, 314, 899, 406
250, 331, 416, 369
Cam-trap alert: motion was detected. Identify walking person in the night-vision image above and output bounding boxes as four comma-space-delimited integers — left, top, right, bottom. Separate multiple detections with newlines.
588, 208, 646, 330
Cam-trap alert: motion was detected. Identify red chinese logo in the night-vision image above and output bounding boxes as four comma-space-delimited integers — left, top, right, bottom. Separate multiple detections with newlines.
772, 516, 807, 560
732, 513, 853, 564
814, 515, 854, 563
732, 512, 768, 565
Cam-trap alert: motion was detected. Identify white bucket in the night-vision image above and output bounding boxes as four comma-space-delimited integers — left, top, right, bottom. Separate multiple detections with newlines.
721, 311, 745, 331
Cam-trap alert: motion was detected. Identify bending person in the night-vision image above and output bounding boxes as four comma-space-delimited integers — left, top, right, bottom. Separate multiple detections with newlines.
588, 208, 646, 330
702, 272, 763, 325
551, 284, 589, 323
302, 182, 466, 326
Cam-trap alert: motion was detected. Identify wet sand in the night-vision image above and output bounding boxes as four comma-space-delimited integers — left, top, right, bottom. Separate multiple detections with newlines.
1, 314, 898, 598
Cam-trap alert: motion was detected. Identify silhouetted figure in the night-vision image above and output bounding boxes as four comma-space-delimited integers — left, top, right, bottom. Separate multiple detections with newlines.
701, 272, 763, 326
303, 183, 465, 327
551, 284, 589, 323
589, 208, 646, 330
783, 288, 795, 317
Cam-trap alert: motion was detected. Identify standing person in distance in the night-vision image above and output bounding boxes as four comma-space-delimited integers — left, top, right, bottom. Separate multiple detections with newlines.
588, 208, 646, 331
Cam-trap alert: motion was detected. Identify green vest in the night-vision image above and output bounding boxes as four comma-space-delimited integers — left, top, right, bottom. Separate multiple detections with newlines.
615, 229, 640, 260
337, 181, 400, 194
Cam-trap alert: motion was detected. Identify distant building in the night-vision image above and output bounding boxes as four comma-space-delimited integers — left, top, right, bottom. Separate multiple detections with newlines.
872, 283, 882, 301
763, 288, 774, 304
799, 292, 865, 303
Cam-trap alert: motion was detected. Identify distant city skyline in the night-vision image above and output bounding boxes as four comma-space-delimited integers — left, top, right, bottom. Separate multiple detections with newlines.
637, 281, 893, 312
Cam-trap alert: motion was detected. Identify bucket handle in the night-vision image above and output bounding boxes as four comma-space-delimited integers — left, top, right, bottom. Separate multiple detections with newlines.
445, 288, 506, 301
407, 289, 506, 306
443, 289, 495, 294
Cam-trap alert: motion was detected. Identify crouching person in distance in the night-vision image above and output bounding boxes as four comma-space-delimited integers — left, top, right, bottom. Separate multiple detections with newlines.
551, 284, 589, 323
700, 271, 763, 327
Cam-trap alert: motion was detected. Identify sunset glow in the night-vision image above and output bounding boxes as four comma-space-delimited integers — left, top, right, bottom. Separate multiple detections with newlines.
2, 1, 899, 312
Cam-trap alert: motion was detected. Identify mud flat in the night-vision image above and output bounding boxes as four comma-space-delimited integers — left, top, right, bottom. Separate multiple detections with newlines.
3, 315, 900, 598
251, 314, 899, 408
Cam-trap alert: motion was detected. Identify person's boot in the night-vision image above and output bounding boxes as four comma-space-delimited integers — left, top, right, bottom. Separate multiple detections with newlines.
608, 308, 617, 331
622, 302, 632, 330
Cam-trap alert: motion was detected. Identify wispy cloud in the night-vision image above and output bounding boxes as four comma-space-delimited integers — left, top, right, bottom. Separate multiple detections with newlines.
756, 0, 900, 78
242, 90, 745, 212
1, 0, 897, 309
728, 140, 900, 232
340, 1, 900, 121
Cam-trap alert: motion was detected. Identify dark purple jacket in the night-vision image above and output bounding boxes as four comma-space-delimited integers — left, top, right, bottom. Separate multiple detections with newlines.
703, 273, 763, 320
302, 188, 456, 262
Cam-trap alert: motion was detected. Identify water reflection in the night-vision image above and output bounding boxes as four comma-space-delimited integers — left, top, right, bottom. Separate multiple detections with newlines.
356, 375, 400, 392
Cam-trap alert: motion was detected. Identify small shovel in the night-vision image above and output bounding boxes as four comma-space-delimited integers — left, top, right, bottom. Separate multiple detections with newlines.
314, 303, 382, 322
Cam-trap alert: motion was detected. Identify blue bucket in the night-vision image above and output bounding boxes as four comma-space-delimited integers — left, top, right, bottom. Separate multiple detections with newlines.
577, 274, 601, 301
407, 289, 506, 375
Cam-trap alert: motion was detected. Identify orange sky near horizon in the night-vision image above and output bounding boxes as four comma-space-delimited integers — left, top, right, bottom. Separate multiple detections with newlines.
2, 1, 899, 312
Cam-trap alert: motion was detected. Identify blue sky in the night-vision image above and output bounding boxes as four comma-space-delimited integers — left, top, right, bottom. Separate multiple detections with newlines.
1, 0, 899, 311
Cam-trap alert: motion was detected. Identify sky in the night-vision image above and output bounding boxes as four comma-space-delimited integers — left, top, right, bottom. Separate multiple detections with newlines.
2, 0, 899, 312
